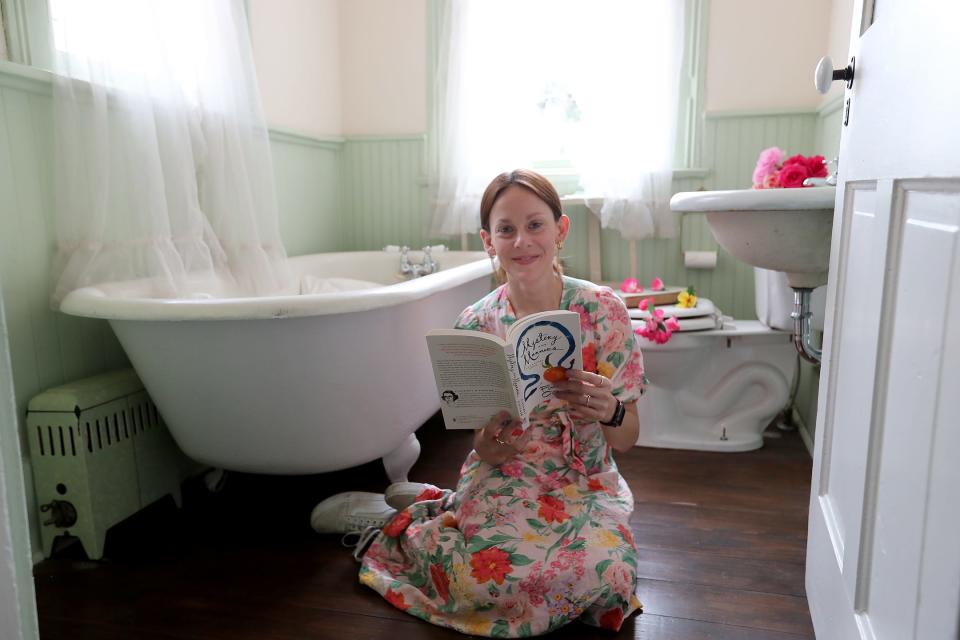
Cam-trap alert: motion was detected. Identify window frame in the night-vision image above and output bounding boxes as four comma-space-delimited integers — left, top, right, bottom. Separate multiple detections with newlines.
1, 0, 53, 69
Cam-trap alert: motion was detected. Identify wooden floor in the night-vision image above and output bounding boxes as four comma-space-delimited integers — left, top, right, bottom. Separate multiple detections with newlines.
35, 414, 815, 639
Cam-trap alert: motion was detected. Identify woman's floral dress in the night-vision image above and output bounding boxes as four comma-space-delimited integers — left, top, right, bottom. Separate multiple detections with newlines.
359, 276, 647, 637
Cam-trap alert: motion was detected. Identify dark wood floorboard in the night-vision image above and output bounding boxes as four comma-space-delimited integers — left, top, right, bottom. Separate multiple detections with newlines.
35, 414, 814, 639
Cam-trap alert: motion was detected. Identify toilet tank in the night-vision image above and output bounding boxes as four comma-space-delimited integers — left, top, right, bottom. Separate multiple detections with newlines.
754, 268, 826, 331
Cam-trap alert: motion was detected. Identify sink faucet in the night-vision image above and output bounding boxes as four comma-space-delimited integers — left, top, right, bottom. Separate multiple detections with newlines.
803, 157, 839, 187
399, 246, 439, 277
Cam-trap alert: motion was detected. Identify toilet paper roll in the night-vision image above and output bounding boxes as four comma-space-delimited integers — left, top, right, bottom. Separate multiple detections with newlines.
684, 250, 717, 269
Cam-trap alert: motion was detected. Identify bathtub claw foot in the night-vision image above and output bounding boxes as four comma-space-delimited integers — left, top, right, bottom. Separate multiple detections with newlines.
382, 434, 421, 483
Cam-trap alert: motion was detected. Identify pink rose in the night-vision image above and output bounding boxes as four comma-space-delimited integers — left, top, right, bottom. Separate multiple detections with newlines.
761, 173, 781, 189
752, 146, 784, 186
778, 163, 811, 188
650, 277, 664, 291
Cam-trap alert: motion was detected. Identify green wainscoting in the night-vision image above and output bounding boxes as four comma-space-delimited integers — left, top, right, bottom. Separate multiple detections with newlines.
340, 136, 429, 251
0, 62, 344, 562
815, 96, 844, 168
269, 128, 344, 257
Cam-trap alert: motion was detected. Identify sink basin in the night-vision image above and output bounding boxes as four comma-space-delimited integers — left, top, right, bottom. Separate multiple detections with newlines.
671, 186, 836, 288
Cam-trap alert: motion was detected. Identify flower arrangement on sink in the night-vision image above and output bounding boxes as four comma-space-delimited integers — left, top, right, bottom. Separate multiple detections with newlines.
752, 147, 827, 189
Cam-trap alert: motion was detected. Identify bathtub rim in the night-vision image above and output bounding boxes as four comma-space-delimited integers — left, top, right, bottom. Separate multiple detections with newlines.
59, 251, 492, 322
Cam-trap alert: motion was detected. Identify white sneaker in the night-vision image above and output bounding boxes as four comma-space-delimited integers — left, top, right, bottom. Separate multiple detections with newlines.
384, 482, 432, 511
309, 492, 396, 534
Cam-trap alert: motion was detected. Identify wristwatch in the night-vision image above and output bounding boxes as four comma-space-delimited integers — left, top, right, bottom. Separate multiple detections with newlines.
600, 398, 626, 427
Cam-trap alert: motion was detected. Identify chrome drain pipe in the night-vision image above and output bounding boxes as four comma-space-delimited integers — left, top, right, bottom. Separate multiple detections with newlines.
791, 288, 822, 365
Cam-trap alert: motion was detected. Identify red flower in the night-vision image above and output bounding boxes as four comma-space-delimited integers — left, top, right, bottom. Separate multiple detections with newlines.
382, 510, 413, 538
804, 155, 828, 177
430, 563, 450, 601
384, 588, 410, 611
537, 494, 571, 524
617, 523, 635, 547
469, 547, 514, 585
414, 486, 444, 502
777, 162, 810, 188
598, 607, 624, 630
582, 343, 598, 374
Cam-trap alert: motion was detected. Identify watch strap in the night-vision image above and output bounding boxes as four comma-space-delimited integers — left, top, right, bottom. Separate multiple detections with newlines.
600, 398, 625, 427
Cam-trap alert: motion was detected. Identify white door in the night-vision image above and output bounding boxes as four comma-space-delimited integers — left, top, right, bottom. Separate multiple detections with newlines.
806, 1, 960, 638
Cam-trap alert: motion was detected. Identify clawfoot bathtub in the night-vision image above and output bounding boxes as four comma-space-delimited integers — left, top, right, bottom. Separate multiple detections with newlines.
60, 251, 492, 481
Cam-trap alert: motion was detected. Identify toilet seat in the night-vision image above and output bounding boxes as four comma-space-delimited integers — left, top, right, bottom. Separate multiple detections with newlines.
628, 298, 721, 332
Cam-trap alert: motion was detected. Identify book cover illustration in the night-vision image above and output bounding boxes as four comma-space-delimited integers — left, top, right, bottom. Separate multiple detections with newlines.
513, 317, 579, 416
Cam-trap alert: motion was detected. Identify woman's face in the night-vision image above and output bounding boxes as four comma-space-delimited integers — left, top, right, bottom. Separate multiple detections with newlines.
481, 186, 569, 286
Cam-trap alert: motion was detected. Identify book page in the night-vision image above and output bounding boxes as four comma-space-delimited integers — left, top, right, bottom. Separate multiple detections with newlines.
426, 331, 519, 430
507, 310, 583, 419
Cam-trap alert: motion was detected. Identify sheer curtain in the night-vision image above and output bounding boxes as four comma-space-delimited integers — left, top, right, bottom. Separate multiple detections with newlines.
430, 0, 685, 240
50, 0, 287, 304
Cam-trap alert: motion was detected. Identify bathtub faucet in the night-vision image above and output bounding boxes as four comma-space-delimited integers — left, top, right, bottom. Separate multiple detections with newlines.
399, 245, 439, 278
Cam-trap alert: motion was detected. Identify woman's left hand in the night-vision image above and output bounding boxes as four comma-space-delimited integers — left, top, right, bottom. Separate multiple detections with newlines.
552, 370, 617, 424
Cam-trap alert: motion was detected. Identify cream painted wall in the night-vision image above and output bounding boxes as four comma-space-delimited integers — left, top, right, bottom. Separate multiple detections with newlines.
249, 0, 342, 137
821, 0, 854, 105
339, 0, 426, 135
705, 0, 834, 112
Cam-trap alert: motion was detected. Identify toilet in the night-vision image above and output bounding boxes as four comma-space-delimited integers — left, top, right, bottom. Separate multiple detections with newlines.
628, 269, 824, 452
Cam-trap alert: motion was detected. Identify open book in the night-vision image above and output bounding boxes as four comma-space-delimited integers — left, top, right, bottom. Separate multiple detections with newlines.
426, 309, 582, 430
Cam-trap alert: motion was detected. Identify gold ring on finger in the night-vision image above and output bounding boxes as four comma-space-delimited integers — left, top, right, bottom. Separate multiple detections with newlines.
494, 436, 507, 445
585, 394, 591, 407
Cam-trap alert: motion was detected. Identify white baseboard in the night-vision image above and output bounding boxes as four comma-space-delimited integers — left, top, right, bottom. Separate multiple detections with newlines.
791, 407, 814, 456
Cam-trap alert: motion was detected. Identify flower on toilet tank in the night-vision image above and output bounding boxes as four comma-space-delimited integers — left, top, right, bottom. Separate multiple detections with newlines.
676, 286, 697, 309
619, 277, 642, 293
635, 304, 680, 344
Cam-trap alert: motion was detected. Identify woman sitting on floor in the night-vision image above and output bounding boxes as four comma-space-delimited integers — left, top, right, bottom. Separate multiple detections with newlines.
310, 168, 646, 636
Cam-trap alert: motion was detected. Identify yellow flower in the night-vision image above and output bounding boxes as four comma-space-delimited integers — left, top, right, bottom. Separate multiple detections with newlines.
594, 529, 622, 548
597, 361, 616, 379
563, 483, 580, 499
459, 613, 493, 636
677, 289, 698, 309
359, 568, 377, 587
449, 562, 475, 601
522, 531, 547, 544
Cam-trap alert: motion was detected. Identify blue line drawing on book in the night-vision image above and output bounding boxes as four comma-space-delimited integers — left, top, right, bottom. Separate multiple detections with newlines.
515, 320, 577, 402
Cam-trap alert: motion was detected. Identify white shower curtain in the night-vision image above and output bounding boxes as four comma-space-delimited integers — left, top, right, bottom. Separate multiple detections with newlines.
430, 0, 684, 240
50, 0, 287, 303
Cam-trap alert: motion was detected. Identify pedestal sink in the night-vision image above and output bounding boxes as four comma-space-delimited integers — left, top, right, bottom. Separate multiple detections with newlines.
670, 186, 836, 288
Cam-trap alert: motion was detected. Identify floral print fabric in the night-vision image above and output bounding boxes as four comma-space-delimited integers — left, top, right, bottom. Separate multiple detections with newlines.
359, 277, 646, 636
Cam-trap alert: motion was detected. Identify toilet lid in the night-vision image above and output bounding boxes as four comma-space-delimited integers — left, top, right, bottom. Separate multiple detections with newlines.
628, 298, 720, 332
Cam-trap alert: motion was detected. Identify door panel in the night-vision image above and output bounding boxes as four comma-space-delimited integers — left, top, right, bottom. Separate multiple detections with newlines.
865, 183, 960, 637
818, 185, 884, 585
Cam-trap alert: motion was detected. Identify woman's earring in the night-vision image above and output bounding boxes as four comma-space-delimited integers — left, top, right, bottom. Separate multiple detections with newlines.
556, 239, 564, 252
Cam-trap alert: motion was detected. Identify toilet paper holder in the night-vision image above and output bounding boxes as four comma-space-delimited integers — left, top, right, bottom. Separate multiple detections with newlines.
683, 250, 717, 269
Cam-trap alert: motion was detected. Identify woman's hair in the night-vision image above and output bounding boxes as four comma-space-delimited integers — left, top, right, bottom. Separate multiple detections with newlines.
479, 169, 563, 232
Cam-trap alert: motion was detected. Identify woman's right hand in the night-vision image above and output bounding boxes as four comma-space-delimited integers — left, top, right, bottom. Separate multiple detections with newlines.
474, 410, 528, 466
